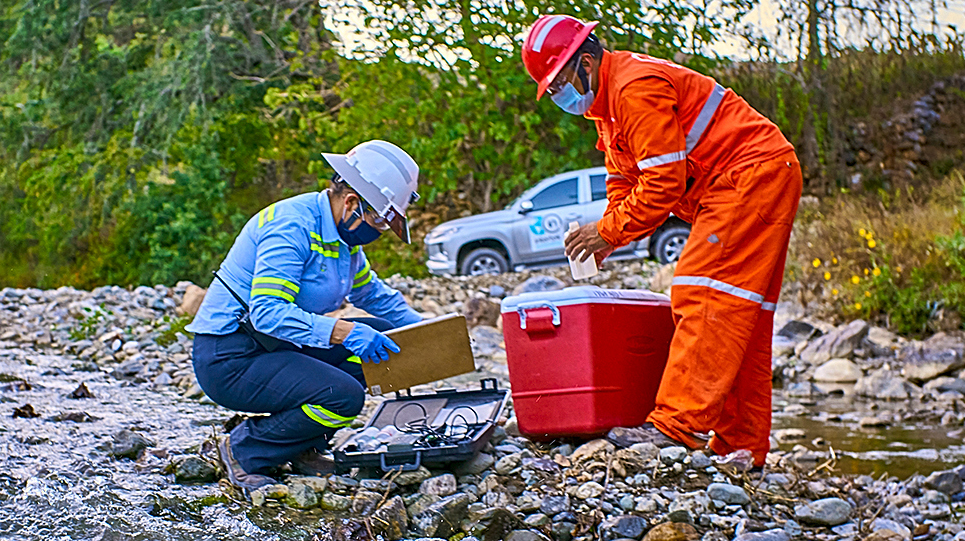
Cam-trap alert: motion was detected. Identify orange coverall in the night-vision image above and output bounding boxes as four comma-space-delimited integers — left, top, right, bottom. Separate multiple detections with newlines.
587, 50, 803, 465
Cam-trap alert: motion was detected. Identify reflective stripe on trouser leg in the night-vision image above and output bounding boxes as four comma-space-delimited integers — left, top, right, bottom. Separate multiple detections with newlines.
302, 404, 354, 428
646, 153, 802, 452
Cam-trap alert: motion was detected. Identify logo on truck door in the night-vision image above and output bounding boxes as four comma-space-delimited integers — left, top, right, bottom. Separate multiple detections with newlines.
528, 213, 564, 252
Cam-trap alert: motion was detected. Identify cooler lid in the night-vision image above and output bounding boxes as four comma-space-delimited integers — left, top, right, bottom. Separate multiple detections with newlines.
500, 286, 670, 313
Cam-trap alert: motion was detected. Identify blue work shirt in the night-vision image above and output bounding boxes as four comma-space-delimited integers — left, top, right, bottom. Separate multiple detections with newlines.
186, 191, 422, 348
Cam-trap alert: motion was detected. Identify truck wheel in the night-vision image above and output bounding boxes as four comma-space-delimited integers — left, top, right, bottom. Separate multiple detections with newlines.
651, 226, 691, 264
460, 248, 508, 276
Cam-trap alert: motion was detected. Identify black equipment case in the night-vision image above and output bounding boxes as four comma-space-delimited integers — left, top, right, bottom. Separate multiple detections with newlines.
333, 378, 508, 473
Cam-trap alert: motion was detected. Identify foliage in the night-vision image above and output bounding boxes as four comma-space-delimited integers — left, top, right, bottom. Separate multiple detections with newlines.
69, 304, 113, 341
156, 313, 194, 346
790, 170, 965, 335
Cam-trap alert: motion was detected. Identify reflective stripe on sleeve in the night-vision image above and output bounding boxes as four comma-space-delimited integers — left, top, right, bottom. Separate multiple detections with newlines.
251, 288, 295, 302
686, 84, 726, 153
672, 275, 765, 305
636, 150, 687, 171
257, 203, 277, 228
301, 404, 354, 428
762, 302, 777, 311
346, 356, 361, 364
310, 233, 340, 258
352, 260, 373, 289
251, 277, 299, 301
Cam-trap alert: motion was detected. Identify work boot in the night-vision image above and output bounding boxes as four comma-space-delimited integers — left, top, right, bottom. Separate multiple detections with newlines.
606, 423, 685, 449
217, 436, 275, 494
290, 448, 337, 476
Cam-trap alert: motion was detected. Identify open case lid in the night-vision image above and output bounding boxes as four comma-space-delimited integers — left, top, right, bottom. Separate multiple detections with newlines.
501, 285, 671, 313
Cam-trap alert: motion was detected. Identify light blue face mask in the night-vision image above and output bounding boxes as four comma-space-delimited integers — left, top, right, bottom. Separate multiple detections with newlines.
551, 82, 595, 115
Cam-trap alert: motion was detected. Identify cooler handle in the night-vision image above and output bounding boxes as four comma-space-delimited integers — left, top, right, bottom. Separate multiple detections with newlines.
380, 450, 422, 472
517, 301, 561, 330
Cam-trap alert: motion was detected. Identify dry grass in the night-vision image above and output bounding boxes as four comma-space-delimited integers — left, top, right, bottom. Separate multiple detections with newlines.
788, 169, 964, 332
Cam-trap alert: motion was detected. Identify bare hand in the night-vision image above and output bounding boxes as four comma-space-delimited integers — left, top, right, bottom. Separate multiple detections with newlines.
564, 222, 613, 263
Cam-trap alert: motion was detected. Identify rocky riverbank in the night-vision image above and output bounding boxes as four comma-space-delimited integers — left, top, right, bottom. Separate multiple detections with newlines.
1, 268, 964, 541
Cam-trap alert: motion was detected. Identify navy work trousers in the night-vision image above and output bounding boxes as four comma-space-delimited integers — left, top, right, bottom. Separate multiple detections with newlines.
192, 317, 392, 474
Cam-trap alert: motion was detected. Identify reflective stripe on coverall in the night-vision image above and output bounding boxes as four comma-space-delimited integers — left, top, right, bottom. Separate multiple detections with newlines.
586, 50, 803, 465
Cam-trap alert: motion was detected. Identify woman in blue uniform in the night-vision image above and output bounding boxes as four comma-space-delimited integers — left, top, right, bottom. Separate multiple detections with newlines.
186, 140, 423, 492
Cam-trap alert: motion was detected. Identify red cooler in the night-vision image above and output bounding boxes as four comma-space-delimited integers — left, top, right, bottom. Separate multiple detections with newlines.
500, 286, 674, 440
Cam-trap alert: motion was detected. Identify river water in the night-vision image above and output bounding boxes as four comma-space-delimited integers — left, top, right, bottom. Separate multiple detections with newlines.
1, 344, 963, 540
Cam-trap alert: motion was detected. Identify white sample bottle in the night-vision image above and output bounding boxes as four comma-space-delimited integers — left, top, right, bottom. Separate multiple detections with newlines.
567, 222, 599, 280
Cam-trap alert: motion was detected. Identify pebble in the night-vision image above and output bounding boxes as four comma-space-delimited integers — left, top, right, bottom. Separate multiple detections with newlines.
707, 483, 750, 505
659, 446, 689, 465
794, 497, 853, 526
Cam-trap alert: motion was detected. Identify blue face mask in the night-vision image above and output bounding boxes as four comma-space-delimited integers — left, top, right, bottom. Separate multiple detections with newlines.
337, 207, 382, 246
551, 82, 595, 115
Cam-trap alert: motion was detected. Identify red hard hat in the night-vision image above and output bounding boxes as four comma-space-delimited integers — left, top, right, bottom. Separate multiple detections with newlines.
521, 15, 599, 100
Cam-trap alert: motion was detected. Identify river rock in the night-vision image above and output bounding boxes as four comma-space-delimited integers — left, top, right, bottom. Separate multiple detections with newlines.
793, 497, 852, 526
173, 456, 218, 484
865, 530, 905, 541
707, 483, 750, 505
453, 452, 494, 476
599, 515, 648, 540
570, 439, 614, 463
471, 325, 504, 356
511, 275, 565, 296
871, 518, 912, 539
800, 320, 869, 365
900, 333, 965, 382
110, 429, 154, 459
540, 494, 570, 515
813, 358, 862, 382
659, 446, 688, 465
176, 284, 206, 317
864, 326, 900, 356
320, 492, 351, 511
854, 368, 917, 399
925, 469, 963, 494
420, 474, 457, 497
411, 493, 474, 538
288, 476, 327, 493
669, 491, 711, 518
285, 483, 318, 509
734, 530, 790, 541
641, 521, 699, 541
406, 493, 441, 517
371, 495, 408, 540
575, 481, 604, 499
394, 465, 432, 486
464, 297, 501, 328
505, 530, 551, 541
351, 490, 382, 514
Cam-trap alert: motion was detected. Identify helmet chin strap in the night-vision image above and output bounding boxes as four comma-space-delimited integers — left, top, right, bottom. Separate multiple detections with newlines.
576, 59, 590, 94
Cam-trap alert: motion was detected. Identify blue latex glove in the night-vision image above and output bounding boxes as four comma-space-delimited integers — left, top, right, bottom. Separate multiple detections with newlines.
342, 322, 400, 363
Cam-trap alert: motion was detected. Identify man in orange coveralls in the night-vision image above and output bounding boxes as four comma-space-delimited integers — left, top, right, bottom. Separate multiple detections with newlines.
521, 15, 803, 467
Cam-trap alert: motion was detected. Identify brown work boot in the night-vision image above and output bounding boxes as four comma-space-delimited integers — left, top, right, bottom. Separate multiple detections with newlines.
217, 436, 276, 493
290, 448, 337, 476
606, 423, 685, 449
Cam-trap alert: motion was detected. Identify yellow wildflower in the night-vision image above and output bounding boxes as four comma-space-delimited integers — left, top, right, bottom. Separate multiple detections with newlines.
864, 268, 869, 275
812, 258, 821, 268
865, 291, 872, 297
872, 267, 881, 277
832, 257, 838, 265
868, 239, 877, 249
824, 272, 831, 281
855, 302, 862, 310
832, 288, 839, 295
858, 228, 867, 238
851, 275, 860, 284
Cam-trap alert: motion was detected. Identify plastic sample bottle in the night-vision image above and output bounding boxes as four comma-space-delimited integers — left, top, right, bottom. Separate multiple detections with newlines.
567, 222, 599, 280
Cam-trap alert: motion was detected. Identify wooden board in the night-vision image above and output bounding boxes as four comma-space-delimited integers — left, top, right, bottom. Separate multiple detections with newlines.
361, 313, 476, 395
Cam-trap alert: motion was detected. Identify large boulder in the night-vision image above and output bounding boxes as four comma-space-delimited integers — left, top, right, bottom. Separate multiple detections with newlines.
799, 320, 869, 365
176, 284, 206, 317
899, 332, 965, 382
854, 369, 921, 400
813, 358, 863, 382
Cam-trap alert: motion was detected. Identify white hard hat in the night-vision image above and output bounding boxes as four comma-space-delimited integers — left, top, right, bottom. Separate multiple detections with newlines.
321, 140, 420, 243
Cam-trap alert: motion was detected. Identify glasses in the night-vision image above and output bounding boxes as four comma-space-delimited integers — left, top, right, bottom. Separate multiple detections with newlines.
354, 197, 390, 231
546, 59, 579, 96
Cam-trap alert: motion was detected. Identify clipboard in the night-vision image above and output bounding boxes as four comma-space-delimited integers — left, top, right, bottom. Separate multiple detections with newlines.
361, 313, 476, 395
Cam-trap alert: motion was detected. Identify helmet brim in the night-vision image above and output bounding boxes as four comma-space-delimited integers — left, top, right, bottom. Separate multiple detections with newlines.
322, 152, 411, 243
536, 21, 598, 100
